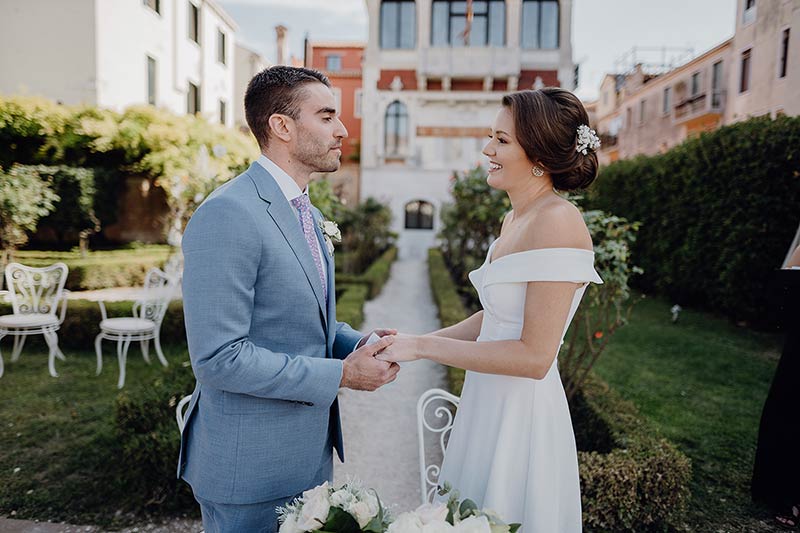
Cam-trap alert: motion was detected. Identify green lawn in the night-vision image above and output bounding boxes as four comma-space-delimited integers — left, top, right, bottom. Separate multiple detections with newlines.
0, 339, 195, 526
593, 295, 785, 532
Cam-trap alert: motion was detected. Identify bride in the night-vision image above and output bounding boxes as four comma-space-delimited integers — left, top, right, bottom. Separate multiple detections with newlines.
378, 88, 602, 532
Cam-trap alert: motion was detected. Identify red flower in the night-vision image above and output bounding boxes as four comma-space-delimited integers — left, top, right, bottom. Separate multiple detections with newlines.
593, 331, 604, 339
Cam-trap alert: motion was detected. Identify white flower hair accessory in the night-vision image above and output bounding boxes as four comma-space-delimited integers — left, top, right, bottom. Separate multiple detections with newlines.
576, 124, 601, 155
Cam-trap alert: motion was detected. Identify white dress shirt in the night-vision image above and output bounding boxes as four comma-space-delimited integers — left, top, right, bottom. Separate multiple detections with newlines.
256, 154, 327, 289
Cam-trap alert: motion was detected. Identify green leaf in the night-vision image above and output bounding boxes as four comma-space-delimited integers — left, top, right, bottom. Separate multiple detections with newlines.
322, 507, 361, 533
459, 499, 478, 518
509, 523, 522, 533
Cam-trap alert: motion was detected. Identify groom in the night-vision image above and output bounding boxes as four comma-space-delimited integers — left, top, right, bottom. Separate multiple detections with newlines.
178, 66, 400, 533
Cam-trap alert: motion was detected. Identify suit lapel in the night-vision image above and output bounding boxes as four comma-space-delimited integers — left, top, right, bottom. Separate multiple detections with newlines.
248, 163, 328, 325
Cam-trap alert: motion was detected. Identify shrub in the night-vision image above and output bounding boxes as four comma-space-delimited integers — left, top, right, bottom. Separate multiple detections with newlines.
0, 164, 59, 253
336, 284, 369, 329
337, 247, 398, 299
586, 115, 800, 327
114, 361, 197, 512
427, 248, 691, 531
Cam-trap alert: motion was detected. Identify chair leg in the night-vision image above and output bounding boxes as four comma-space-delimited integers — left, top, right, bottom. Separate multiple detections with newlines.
141, 339, 151, 364
53, 336, 66, 362
11, 334, 25, 362
154, 333, 168, 367
117, 336, 132, 389
95, 333, 104, 375
43, 331, 59, 378
0, 333, 4, 379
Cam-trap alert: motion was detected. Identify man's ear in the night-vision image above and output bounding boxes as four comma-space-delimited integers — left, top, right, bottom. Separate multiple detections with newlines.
267, 114, 293, 143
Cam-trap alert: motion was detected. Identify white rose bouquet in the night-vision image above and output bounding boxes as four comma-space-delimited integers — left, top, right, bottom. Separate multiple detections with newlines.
278, 480, 390, 533
278, 482, 520, 533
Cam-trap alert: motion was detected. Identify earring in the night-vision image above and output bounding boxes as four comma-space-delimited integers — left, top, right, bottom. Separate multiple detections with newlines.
531, 165, 544, 177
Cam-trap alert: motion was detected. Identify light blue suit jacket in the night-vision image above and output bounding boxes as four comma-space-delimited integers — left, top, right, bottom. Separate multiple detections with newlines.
177, 162, 363, 504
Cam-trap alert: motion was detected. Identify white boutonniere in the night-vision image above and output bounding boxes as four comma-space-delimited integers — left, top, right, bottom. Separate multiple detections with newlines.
318, 219, 342, 255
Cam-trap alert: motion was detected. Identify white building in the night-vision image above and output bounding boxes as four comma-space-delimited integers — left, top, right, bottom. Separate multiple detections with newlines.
360, 0, 574, 257
0, 0, 237, 127
234, 43, 270, 131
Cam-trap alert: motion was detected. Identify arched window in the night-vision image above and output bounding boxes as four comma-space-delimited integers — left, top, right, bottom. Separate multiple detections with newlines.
521, 0, 559, 49
381, 0, 416, 49
431, 0, 505, 46
405, 200, 434, 230
385, 101, 409, 156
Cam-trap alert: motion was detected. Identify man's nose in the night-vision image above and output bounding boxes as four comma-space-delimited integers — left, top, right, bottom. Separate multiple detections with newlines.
336, 118, 348, 139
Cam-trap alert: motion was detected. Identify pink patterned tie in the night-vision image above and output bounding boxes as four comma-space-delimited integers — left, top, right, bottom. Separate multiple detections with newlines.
290, 194, 327, 303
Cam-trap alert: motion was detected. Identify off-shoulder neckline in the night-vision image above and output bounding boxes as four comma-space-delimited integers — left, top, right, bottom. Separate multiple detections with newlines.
487, 239, 594, 266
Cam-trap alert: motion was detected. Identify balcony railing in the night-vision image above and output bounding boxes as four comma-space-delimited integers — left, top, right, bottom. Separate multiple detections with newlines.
673, 90, 726, 124
418, 46, 521, 78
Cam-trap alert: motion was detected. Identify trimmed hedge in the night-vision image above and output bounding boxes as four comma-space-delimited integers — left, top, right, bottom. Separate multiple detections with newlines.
11, 246, 173, 290
587, 115, 800, 327
427, 248, 692, 531
336, 246, 398, 299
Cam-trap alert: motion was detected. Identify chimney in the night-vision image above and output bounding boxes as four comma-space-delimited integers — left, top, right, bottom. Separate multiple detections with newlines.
275, 25, 289, 65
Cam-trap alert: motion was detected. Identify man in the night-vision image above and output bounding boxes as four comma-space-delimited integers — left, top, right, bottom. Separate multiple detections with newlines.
178, 66, 400, 533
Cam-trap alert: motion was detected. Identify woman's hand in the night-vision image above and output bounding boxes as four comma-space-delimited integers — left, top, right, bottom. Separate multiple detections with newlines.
375, 334, 423, 363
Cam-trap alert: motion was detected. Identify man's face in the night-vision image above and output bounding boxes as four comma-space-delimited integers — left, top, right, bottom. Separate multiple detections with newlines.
290, 82, 348, 173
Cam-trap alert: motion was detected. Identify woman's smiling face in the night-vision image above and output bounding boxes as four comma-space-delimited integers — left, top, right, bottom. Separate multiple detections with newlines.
482, 106, 538, 191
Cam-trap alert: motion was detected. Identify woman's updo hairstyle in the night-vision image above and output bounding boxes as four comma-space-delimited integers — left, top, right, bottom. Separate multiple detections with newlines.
501, 87, 599, 191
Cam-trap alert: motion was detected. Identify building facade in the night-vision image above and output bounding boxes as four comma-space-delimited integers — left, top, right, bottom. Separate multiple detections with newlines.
595, 0, 798, 165
360, 0, 575, 257
234, 43, 269, 131
0, 0, 237, 127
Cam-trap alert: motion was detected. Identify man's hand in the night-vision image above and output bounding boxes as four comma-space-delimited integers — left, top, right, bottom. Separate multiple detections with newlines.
356, 328, 398, 349
341, 335, 400, 391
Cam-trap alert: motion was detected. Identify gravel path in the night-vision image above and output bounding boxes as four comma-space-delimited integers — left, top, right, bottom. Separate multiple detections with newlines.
334, 254, 447, 513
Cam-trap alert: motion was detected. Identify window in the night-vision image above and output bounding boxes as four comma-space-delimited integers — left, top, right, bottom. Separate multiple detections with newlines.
690, 72, 700, 96
662, 86, 671, 115
431, 0, 505, 47
780, 29, 790, 78
740, 49, 751, 93
625, 107, 632, 129
639, 99, 646, 124
354, 89, 363, 119
521, 0, 559, 49
385, 100, 408, 155
380, 0, 416, 49
187, 82, 200, 114
743, 0, 756, 24
219, 100, 226, 125
217, 29, 226, 64
326, 54, 342, 72
405, 200, 434, 230
188, 2, 200, 44
143, 0, 160, 14
712, 61, 723, 107
147, 56, 157, 106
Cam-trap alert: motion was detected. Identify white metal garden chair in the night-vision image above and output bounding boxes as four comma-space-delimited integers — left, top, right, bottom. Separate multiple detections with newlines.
0, 262, 69, 378
417, 387, 461, 504
176, 394, 192, 432
94, 267, 178, 388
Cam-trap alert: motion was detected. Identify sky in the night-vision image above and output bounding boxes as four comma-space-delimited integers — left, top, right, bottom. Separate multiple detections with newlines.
218, 0, 737, 101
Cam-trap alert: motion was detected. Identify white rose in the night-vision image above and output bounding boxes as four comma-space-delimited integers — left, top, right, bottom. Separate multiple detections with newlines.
349, 501, 374, 528
414, 503, 449, 525
323, 220, 338, 235
279, 512, 304, 533
388, 511, 424, 533
330, 489, 354, 509
296, 483, 331, 531
453, 515, 491, 533
362, 490, 380, 519
325, 237, 335, 255
422, 521, 455, 533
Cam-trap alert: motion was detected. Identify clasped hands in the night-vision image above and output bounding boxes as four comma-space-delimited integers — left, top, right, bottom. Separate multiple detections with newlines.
339, 328, 422, 392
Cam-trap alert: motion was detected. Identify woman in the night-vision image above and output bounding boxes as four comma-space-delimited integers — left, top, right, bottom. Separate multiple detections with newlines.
378, 88, 602, 532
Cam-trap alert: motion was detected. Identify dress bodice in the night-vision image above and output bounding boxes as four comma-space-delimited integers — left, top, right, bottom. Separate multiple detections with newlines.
469, 240, 603, 346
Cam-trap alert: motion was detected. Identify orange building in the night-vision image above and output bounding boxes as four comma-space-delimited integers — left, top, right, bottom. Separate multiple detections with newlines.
305, 41, 365, 163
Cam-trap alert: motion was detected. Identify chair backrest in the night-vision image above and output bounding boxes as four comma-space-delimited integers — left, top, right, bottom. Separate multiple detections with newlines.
416, 388, 461, 504
4, 262, 69, 316
133, 267, 178, 325
176, 394, 192, 432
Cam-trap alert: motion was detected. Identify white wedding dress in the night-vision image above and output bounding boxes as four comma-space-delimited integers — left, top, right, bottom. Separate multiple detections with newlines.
437, 241, 602, 532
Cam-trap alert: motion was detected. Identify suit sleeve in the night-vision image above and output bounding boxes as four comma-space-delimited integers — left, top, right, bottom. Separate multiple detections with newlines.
332, 321, 364, 360
181, 195, 343, 407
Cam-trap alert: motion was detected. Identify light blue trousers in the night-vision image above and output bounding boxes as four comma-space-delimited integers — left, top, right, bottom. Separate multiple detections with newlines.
194, 443, 333, 533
